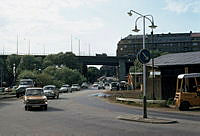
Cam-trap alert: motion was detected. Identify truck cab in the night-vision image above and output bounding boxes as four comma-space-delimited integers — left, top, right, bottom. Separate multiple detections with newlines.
174, 73, 200, 110
16, 79, 34, 98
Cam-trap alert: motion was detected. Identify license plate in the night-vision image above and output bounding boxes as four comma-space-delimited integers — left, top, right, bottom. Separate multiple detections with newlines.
32, 105, 40, 107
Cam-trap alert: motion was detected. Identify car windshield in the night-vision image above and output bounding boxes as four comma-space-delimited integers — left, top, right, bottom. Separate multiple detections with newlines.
26, 89, 43, 96
44, 87, 55, 90
62, 85, 69, 87
20, 81, 33, 85
111, 83, 118, 87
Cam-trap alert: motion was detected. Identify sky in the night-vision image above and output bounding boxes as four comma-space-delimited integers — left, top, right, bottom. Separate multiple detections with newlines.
0, 0, 200, 56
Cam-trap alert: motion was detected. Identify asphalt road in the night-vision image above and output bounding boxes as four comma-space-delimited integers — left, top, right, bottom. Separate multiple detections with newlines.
0, 88, 200, 136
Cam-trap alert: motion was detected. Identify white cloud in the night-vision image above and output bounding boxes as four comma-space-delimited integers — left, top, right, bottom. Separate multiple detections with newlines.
164, 0, 200, 13
0, 0, 108, 54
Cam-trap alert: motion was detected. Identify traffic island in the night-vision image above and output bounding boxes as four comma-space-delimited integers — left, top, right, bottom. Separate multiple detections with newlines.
117, 114, 178, 124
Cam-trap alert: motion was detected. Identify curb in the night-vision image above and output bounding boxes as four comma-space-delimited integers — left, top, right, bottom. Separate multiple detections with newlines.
117, 114, 178, 124
0, 95, 16, 100
116, 97, 166, 104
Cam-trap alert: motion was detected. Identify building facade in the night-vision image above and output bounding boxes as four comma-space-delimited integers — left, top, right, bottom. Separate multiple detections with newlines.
117, 32, 200, 57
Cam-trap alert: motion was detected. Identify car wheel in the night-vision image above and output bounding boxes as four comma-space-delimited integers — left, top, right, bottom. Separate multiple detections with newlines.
179, 101, 190, 111
43, 105, 47, 111
57, 95, 59, 99
25, 106, 28, 111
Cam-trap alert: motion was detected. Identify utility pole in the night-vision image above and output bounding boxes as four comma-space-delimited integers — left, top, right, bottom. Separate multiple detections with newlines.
78, 39, 81, 56
89, 44, 91, 56
71, 35, 73, 53
43, 44, 45, 55
28, 40, 30, 55
17, 34, 19, 55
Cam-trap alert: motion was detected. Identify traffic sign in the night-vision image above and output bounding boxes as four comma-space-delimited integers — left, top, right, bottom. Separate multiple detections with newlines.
137, 49, 151, 64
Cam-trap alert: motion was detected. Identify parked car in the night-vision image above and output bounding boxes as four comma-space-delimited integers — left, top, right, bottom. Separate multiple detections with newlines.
98, 84, 105, 90
71, 84, 81, 91
110, 82, 119, 91
81, 82, 89, 89
59, 84, 71, 93
43, 85, 59, 99
92, 82, 99, 88
24, 88, 47, 111
119, 81, 127, 90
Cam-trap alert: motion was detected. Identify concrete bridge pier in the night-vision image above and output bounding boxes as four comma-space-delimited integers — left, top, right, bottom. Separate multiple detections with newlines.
118, 59, 126, 81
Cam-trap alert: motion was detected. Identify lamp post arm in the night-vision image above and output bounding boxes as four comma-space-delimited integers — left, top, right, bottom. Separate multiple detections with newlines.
145, 15, 154, 23
129, 10, 145, 17
135, 16, 143, 27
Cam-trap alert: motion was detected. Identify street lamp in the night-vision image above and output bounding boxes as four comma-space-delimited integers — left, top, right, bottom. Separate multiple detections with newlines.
128, 10, 157, 118
74, 37, 81, 56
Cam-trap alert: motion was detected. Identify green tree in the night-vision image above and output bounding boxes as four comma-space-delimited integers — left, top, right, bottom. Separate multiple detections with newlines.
17, 70, 37, 81
129, 59, 143, 73
17, 55, 43, 73
0, 57, 11, 86
100, 65, 116, 77
43, 66, 86, 86
6, 54, 21, 74
150, 50, 168, 58
87, 67, 101, 83
43, 52, 80, 70
35, 73, 57, 87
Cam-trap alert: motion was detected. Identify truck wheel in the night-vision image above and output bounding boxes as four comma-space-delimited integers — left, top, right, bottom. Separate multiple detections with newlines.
179, 101, 190, 111
16, 94, 19, 98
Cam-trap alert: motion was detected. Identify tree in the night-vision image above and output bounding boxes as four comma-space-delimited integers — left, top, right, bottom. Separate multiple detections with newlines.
87, 67, 101, 83
150, 50, 168, 58
129, 59, 143, 73
0, 57, 11, 86
6, 54, 21, 75
100, 65, 116, 77
17, 55, 43, 73
43, 66, 86, 86
43, 52, 80, 70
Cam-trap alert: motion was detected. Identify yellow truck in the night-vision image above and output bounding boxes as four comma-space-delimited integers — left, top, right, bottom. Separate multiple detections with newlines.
174, 73, 200, 110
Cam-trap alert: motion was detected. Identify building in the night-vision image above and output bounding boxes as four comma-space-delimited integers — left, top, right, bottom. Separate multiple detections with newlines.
146, 51, 200, 100
117, 32, 200, 57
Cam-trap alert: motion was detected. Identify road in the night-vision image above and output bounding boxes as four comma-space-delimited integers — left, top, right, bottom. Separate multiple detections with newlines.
0, 88, 200, 136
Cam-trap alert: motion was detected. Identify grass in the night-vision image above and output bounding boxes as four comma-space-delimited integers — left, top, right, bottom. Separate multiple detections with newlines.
104, 90, 168, 108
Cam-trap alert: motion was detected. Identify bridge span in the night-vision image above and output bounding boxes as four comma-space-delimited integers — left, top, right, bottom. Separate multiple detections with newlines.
0, 55, 134, 81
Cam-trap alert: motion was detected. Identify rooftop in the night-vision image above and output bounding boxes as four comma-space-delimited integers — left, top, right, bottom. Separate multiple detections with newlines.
147, 51, 200, 67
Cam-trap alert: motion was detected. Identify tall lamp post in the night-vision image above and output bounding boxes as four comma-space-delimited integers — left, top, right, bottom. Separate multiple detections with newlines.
127, 10, 157, 118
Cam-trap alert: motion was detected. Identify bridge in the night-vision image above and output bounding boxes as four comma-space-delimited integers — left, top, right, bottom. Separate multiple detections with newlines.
77, 56, 134, 81
0, 55, 134, 81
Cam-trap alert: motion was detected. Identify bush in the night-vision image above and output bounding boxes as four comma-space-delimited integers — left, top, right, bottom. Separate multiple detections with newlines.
17, 70, 37, 81
17, 66, 86, 88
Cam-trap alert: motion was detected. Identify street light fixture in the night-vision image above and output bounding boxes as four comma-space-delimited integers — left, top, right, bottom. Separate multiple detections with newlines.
128, 10, 157, 118
132, 26, 140, 32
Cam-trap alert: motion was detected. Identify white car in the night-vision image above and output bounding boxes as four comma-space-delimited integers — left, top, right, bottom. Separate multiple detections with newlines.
71, 84, 80, 91
59, 84, 71, 93
43, 85, 59, 99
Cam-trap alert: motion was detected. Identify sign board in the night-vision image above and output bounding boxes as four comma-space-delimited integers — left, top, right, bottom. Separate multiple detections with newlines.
137, 49, 151, 64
